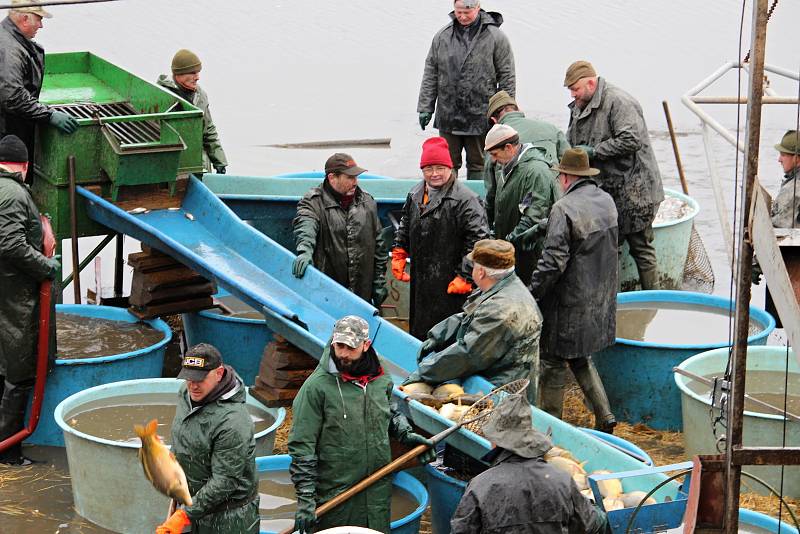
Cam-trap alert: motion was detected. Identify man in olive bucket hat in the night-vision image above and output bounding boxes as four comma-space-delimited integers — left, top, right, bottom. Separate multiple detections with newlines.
529, 148, 618, 433
157, 49, 228, 174
770, 130, 800, 228
450, 393, 609, 533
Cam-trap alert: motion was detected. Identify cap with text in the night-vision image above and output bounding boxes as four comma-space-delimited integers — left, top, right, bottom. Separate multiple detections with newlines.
177, 343, 223, 381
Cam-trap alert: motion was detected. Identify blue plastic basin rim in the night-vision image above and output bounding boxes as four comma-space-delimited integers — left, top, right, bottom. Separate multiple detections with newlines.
54, 305, 172, 365
613, 290, 775, 350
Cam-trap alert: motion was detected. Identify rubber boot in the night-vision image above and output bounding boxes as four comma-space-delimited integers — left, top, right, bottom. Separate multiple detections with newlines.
0, 380, 33, 464
638, 267, 659, 290
538, 357, 567, 419
569, 357, 616, 433
466, 170, 484, 181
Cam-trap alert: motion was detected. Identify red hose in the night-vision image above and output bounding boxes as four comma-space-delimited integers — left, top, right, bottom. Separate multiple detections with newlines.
0, 215, 55, 453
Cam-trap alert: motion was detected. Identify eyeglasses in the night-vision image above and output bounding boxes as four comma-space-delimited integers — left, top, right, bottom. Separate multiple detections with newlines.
422, 165, 450, 175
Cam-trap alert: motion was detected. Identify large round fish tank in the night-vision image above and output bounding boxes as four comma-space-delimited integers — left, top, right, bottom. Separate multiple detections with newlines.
257, 454, 427, 534
619, 189, 699, 291
29, 304, 172, 446
593, 290, 774, 430
182, 289, 272, 385
675, 346, 799, 498
55, 378, 285, 534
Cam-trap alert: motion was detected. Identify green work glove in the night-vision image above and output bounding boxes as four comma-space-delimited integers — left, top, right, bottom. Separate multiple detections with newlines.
574, 144, 595, 158
46, 255, 62, 280
418, 112, 433, 131
372, 279, 388, 307
49, 110, 79, 134
213, 165, 226, 174
292, 251, 313, 278
401, 432, 437, 464
402, 371, 422, 386
290, 455, 318, 534
417, 338, 436, 363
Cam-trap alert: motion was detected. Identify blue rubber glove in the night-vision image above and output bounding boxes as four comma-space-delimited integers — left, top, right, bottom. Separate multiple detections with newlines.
574, 144, 595, 158
419, 112, 433, 131
49, 111, 79, 134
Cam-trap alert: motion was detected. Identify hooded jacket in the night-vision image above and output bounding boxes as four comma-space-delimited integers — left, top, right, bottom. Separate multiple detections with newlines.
530, 178, 618, 356
567, 78, 664, 235
157, 75, 227, 171
418, 10, 515, 136
771, 166, 800, 228
293, 182, 387, 303
393, 177, 489, 339
288, 342, 413, 533
0, 169, 51, 383
0, 17, 52, 158
171, 368, 259, 533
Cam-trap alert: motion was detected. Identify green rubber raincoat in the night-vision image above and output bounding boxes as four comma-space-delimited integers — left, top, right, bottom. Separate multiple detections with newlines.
404, 272, 542, 400
486, 144, 560, 284
288, 342, 414, 533
157, 75, 228, 172
171, 369, 259, 533
0, 169, 51, 383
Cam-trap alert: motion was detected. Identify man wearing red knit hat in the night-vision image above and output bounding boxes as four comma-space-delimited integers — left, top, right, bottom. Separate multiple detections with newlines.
391, 137, 489, 340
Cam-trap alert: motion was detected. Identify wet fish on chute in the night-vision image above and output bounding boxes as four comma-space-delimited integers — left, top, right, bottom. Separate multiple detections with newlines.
134, 419, 193, 506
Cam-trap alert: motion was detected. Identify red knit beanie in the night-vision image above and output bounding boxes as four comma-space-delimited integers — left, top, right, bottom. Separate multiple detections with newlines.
420, 137, 453, 169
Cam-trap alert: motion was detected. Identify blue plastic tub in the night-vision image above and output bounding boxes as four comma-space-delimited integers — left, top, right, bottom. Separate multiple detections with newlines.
54, 378, 285, 534
28, 305, 172, 446
182, 289, 272, 385
257, 454, 427, 534
593, 290, 775, 430
739, 508, 799, 533
579, 428, 653, 466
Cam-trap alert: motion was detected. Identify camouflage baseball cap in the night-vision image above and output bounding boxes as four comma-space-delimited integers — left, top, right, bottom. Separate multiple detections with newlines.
332, 315, 370, 348
177, 343, 223, 381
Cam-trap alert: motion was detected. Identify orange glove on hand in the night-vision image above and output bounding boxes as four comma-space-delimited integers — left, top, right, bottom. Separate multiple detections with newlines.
447, 275, 473, 294
391, 248, 411, 282
156, 509, 190, 534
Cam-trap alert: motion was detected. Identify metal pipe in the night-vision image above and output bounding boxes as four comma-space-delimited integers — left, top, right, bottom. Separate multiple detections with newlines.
684, 61, 738, 98
114, 233, 124, 298
61, 233, 115, 288
0, 0, 119, 8
662, 101, 690, 195
725, 1, 769, 530
682, 95, 745, 151
68, 155, 81, 304
764, 63, 800, 81
690, 96, 799, 104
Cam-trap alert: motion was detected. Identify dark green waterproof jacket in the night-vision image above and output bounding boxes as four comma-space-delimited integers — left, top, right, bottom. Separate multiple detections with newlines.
486, 144, 560, 284
491, 111, 569, 169
171, 369, 259, 533
0, 169, 51, 384
293, 183, 387, 304
157, 75, 228, 171
406, 272, 542, 402
418, 10, 515, 136
0, 17, 51, 159
288, 342, 413, 533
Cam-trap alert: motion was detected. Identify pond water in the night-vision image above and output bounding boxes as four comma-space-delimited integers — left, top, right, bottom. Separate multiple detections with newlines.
56, 312, 164, 360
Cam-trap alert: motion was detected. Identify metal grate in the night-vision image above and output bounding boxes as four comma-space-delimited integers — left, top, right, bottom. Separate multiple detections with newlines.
51, 101, 161, 145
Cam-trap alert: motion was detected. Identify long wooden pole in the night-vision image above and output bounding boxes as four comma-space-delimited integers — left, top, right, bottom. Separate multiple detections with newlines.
662, 101, 690, 196
68, 155, 81, 304
724, 1, 769, 531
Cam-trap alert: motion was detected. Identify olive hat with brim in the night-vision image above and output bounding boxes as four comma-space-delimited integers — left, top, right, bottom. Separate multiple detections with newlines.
11, 0, 52, 19
552, 148, 600, 177
775, 130, 799, 155
481, 393, 553, 459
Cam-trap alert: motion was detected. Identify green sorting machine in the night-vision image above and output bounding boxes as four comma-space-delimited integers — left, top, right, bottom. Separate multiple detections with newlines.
32, 51, 204, 240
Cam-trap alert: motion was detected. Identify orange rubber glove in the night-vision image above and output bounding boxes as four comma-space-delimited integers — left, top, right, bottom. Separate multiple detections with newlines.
156, 509, 190, 534
447, 275, 473, 294
391, 248, 411, 282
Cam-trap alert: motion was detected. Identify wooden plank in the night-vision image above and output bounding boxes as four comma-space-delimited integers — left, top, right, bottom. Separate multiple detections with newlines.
128, 296, 215, 320
127, 251, 181, 272
257, 369, 314, 389
751, 186, 800, 366
130, 266, 207, 293
112, 178, 188, 212
129, 280, 217, 307
731, 447, 800, 466
250, 384, 297, 407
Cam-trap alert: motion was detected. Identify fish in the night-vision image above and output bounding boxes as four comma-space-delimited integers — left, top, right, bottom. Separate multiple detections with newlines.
544, 446, 575, 461
127, 207, 149, 215
572, 472, 589, 491
438, 403, 472, 421
545, 455, 587, 476
134, 419, 193, 506
185, 212, 195, 221
400, 382, 434, 395
603, 497, 625, 511
620, 491, 657, 508
592, 470, 623, 498
432, 383, 465, 400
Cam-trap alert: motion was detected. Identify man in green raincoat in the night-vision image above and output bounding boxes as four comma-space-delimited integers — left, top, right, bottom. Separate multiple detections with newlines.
288, 316, 435, 534
157, 49, 228, 174
158, 343, 259, 534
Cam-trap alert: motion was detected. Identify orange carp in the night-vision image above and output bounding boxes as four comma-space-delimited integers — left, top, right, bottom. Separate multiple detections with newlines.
134, 419, 192, 506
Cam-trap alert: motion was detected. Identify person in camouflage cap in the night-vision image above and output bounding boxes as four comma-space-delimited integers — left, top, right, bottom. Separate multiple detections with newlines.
288, 315, 435, 533
450, 393, 609, 534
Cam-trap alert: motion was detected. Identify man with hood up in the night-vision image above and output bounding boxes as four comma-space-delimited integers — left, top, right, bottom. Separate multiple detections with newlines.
157, 343, 259, 534
450, 393, 608, 534
288, 315, 435, 534
417, 0, 515, 180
